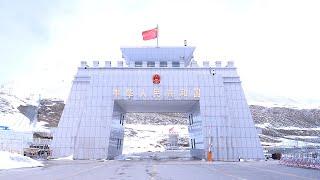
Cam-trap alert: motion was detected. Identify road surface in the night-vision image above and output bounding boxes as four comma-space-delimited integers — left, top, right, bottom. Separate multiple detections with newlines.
0, 160, 319, 180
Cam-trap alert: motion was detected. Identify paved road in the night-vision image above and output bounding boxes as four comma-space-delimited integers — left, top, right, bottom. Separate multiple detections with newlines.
0, 160, 319, 180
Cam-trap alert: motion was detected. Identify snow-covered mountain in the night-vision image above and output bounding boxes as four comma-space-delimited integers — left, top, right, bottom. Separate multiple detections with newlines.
0, 92, 49, 132
246, 92, 320, 109
250, 105, 320, 148
1, 91, 320, 152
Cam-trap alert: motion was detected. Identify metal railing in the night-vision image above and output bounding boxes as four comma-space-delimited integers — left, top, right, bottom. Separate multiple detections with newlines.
280, 152, 320, 170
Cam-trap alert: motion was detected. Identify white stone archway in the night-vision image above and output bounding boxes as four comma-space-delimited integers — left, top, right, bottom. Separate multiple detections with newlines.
51, 46, 264, 161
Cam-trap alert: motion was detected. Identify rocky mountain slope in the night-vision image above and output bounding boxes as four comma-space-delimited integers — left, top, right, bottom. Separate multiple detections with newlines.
125, 113, 188, 125
35, 99, 320, 148
1, 92, 320, 149
250, 105, 320, 128
37, 99, 64, 127
0, 93, 49, 132
250, 105, 320, 146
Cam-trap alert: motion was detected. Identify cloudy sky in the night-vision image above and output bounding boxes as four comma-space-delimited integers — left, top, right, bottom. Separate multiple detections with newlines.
1, 0, 320, 100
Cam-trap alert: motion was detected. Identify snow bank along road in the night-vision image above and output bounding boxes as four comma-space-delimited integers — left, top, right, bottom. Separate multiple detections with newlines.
0, 160, 319, 180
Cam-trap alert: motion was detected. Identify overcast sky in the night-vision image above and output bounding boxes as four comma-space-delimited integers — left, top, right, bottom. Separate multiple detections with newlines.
1, 0, 320, 100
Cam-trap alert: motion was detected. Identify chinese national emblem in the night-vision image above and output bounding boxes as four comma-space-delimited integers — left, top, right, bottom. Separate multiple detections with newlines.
152, 74, 160, 84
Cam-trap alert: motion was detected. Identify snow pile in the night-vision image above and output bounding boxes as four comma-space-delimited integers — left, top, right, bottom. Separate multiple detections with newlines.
116, 150, 191, 161
52, 154, 73, 160
0, 151, 43, 170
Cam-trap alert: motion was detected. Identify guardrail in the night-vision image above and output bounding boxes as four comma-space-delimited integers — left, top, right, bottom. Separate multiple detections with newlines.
280, 156, 320, 170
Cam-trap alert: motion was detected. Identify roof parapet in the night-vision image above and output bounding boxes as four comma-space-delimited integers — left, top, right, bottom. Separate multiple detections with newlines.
93, 61, 99, 67
80, 61, 87, 68
190, 61, 198, 68
79, 60, 236, 68
215, 61, 222, 67
203, 61, 209, 67
226, 61, 234, 67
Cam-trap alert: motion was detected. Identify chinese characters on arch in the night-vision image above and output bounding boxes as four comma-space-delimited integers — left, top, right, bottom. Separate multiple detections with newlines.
113, 88, 200, 99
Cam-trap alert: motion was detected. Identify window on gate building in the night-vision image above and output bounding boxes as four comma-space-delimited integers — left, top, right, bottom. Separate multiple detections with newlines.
120, 114, 124, 126
172, 61, 180, 67
116, 139, 122, 150
160, 61, 167, 67
116, 139, 119, 149
147, 61, 155, 67
135, 61, 142, 67
189, 114, 193, 125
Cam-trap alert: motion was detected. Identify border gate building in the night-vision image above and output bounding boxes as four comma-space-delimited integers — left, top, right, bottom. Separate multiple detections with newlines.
51, 46, 264, 161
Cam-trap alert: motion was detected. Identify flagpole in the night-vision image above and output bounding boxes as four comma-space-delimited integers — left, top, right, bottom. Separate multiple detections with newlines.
156, 24, 159, 48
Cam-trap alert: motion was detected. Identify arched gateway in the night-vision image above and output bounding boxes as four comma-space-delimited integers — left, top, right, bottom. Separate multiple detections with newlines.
52, 46, 264, 161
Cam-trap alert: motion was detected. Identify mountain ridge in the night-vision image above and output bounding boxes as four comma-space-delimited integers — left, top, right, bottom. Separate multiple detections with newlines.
1, 92, 320, 149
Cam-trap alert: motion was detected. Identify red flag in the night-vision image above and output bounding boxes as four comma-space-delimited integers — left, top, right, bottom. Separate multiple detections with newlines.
142, 28, 158, 40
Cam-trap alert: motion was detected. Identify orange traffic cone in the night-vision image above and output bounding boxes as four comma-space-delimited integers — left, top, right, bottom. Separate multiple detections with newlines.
207, 151, 213, 162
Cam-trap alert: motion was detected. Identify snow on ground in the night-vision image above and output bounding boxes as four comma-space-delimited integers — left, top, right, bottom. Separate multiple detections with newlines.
123, 124, 189, 154
260, 135, 320, 148
0, 113, 31, 131
0, 93, 27, 110
0, 113, 50, 133
32, 121, 50, 133
255, 123, 272, 129
284, 135, 320, 139
116, 150, 191, 161
274, 138, 320, 147
275, 126, 320, 131
0, 151, 43, 170
52, 155, 73, 161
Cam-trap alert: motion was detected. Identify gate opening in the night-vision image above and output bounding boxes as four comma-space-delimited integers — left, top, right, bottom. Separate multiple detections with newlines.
123, 113, 190, 156
108, 100, 201, 159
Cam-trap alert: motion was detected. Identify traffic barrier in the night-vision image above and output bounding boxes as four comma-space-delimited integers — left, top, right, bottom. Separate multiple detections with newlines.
280, 156, 320, 170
